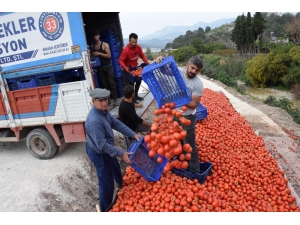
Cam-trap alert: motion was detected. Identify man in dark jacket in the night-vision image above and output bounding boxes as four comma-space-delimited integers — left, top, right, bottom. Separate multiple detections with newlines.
118, 85, 152, 133
85, 88, 140, 212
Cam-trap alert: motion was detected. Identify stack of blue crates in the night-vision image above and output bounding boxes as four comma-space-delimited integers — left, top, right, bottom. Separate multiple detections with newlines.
100, 29, 122, 78
17, 76, 36, 90
7, 78, 19, 91
100, 28, 123, 97
35, 71, 72, 87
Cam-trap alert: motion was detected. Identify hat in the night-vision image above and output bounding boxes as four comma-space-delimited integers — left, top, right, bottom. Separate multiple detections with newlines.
89, 88, 110, 99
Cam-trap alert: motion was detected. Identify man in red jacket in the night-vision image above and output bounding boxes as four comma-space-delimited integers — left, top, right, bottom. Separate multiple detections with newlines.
119, 33, 150, 101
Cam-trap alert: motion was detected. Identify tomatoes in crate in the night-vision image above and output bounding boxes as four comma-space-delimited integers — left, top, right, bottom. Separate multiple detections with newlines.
131, 67, 143, 77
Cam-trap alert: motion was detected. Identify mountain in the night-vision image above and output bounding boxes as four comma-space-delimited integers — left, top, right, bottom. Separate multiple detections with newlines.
123, 18, 236, 49
123, 38, 173, 50
141, 18, 236, 40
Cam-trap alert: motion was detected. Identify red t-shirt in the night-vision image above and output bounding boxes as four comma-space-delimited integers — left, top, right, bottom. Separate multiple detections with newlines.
119, 43, 149, 72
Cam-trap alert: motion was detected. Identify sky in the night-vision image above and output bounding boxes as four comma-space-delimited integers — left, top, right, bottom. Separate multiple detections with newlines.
119, 12, 244, 39
5, 1, 294, 40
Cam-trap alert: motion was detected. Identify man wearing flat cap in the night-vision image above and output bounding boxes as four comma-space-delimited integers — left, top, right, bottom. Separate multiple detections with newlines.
85, 88, 140, 212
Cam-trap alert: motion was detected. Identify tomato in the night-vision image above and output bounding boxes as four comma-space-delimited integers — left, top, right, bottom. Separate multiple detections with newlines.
169, 102, 175, 109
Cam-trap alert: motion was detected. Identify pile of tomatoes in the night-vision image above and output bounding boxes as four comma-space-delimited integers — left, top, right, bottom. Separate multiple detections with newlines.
131, 67, 143, 77
144, 103, 193, 170
109, 88, 300, 212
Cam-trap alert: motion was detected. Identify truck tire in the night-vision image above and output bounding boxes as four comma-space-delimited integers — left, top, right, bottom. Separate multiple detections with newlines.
26, 128, 58, 160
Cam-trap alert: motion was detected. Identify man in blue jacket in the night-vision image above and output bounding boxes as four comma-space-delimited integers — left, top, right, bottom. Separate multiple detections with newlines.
85, 88, 140, 212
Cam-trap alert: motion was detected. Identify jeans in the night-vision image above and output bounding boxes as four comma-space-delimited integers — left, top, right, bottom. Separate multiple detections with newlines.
174, 114, 200, 173
86, 146, 123, 212
97, 65, 117, 101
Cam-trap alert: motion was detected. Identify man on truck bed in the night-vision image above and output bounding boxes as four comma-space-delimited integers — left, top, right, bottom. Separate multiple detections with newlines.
118, 85, 152, 134
90, 29, 119, 107
119, 32, 150, 102
85, 88, 140, 212
154, 55, 204, 173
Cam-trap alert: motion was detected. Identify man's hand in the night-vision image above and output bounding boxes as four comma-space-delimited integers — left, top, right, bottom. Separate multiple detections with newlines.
154, 56, 163, 63
122, 152, 132, 164
134, 134, 141, 141
135, 103, 143, 108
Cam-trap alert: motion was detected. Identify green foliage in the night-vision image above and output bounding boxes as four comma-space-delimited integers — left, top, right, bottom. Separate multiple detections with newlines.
200, 54, 249, 89
145, 47, 154, 60
215, 70, 236, 87
245, 54, 269, 87
246, 44, 300, 88
169, 46, 197, 63
205, 26, 211, 33
263, 95, 300, 125
252, 12, 266, 40
190, 39, 205, 53
282, 62, 300, 88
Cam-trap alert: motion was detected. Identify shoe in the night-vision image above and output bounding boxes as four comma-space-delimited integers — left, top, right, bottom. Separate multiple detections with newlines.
115, 183, 122, 190
135, 96, 144, 101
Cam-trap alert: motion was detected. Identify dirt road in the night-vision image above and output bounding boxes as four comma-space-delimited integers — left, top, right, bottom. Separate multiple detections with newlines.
1, 74, 300, 212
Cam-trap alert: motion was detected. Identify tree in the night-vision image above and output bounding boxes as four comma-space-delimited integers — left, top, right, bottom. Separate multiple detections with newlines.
190, 39, 205, 53
252, 12, 266, 40
170, 46, 197, 62
197, 27, 206, 40
245, 12, 254, 54
252, 12, 266, 53
145, 47, 153, 60
231, 14, 246, 54
205, 26, 211, 33
287, 18, 300, 45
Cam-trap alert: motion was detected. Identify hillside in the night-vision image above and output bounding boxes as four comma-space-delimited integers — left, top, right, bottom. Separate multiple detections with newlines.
123, 18, 236, 49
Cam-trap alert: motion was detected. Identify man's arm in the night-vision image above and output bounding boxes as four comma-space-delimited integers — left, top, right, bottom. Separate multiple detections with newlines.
119, 48, 130, 72
142, 120, 152, 128
91, 42, 111, 58
185, 95, 201, 110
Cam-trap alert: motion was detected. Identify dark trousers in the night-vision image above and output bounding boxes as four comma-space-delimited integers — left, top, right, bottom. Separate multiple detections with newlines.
174, 114, 200, 173
86, 146, 123, 212
134, 80, 141, 96
97, 65, 117, 101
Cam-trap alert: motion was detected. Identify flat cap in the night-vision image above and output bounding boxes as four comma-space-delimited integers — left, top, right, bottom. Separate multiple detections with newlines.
89, 88, 110, 99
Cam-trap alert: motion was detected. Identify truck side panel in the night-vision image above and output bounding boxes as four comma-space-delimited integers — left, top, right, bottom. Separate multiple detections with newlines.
1, 12, 87, 74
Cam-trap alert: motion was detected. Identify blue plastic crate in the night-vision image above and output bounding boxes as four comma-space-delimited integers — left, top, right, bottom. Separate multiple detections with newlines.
17, 76, 36, 90
196, 102, 208, 121
99, 28, 115, 38
127, 137, 168, 182
90, 57, 101, 68
7, 78, 18, 91
142, 56, 191, 108
125, 64, 146, 84
35, 72, 65, 87
115, 76, 124, 98
171, 162, 212, 184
